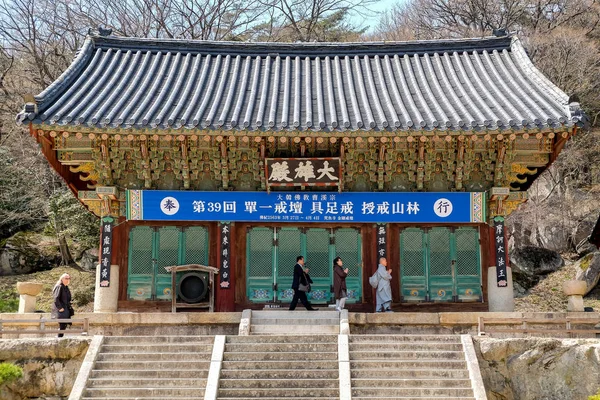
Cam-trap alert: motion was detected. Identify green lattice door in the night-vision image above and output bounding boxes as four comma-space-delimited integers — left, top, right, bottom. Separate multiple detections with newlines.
400, 226, 481, 302
334, 228, 362, 303
400, 228, 427, 301
246, 226, 362, 304
246, 227, 275, 302
128, 226, 209, 300
428, 227, 453, 301
454, 227, 482, 301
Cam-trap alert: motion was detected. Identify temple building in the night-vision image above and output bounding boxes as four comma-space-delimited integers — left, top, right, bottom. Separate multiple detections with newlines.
17, 31, 583, 312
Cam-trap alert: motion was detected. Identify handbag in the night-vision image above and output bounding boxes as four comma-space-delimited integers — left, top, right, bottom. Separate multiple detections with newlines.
298, 272, 311, 292
298, 283, 310, 292
369, 273, 379, 289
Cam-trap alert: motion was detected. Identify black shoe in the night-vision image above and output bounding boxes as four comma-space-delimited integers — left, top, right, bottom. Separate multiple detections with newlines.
307, 307, 318, 311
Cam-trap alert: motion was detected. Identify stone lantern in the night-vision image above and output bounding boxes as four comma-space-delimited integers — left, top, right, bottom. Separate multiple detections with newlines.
16, 282, 43, 313
562, 280, 587, 312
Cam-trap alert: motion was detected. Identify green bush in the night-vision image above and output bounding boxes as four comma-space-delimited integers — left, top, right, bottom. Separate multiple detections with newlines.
589, 390, 600, 400
0, 291, 18, 313
0, 363, 23, 385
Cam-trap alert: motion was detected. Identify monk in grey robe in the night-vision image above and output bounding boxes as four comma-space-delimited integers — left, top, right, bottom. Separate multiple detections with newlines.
376, 257, 393, 312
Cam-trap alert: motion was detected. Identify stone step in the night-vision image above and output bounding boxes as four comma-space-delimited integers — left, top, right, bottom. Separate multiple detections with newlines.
350, 342, 463, 352
82, 397, 204, 400
351, 368, 469, 379
97, 352, 212, 362
221, 360, 339, 370
219, 378, 338, 389
83, 388, 206, 397
90, 369, 208, 379
223, 351, 338, 361
350, 350, 464, 361
350, 378, 472, 388
250, 325, 339, 334
252, 310, 339, 318
100, 344, 214, 353
349, 335, 462, 343
86, 378, 206, 388
102, 336, 214, 345
93, 360, 210, 370
226, 335, 338, 343
217, 387, 339, 397
351, 388, 474, 397
349, 360, 467, 370
224, 342, 337, 352
220, 369, 339, 380
252, 318, 340, 325
218, 398, 339, 400
351, 397, 475, 400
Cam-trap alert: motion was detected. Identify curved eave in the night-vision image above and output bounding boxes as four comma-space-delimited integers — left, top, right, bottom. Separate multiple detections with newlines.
18, 34, 585, 133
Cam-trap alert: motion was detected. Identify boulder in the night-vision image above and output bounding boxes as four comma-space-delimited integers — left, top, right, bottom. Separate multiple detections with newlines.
575, 237, 597, 257
475, 337, 600, 400
0, 232, 58, 276
510, 246, 564, 289
574, 252, 600, 295
16, 282, 43, 296
78, 248, 99, 271
0, 338, 90, 400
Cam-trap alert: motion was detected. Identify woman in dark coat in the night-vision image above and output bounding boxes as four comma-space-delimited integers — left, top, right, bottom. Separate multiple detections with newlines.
51, 273, 73, 337
333, 256, 349, 312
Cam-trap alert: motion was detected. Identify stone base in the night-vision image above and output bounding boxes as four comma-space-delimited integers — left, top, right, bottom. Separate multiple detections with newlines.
487, 267, 515, 312
18, 294, 36, 313
567, 295, 584, 312
94, 264, 119, 313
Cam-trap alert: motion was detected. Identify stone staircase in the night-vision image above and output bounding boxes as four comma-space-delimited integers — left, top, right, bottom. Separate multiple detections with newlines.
81, 336, 213, 399
217, 334, 340, 399
249, 310, 340, 334
349, 335, 476, 400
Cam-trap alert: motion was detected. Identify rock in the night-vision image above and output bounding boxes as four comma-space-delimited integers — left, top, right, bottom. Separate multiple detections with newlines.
576, 236, 597, 257
571, 219, 596, 248
574, 252, 600, 295
510, 246, 564, 289
78, 247, 99, 271
16, 282, 43, 296
513, 281, 529, 298
0, 232, 59, 276
0, 338, 90, 400
474, 337, 600, 400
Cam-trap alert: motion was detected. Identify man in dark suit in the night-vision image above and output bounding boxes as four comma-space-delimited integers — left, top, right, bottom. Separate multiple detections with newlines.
289, 255, 317, 311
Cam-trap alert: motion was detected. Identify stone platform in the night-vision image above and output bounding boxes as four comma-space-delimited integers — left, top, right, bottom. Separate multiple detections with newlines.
1, 311, 598, 338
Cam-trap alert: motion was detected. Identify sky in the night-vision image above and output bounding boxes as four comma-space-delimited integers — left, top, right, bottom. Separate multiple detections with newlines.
350, 0, 403, 33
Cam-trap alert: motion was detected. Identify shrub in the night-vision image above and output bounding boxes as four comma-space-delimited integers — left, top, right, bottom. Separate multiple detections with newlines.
0, 363, 23, 385
589, 390, 600, 400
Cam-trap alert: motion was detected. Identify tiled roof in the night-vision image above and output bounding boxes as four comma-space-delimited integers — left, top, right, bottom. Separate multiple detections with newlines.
18, 34, 583, 132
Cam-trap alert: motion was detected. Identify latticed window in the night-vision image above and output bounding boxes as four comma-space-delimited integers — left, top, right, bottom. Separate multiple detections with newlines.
246, 227, 362, 304
400, 226, 482, 302
128, 226, 209, 300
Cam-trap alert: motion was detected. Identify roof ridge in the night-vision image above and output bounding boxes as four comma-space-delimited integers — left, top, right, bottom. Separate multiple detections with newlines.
89, 34, 514, 56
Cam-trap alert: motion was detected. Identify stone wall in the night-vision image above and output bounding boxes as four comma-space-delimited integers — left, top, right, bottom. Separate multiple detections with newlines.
474, 337, 600, 400
0, 338, 90, 400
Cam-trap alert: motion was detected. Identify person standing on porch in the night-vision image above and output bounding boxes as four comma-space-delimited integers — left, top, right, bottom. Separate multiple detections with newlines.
375, 257, 393, 312
333, 256, 349, 312
51, 273, 74, 337
289, 256, 317, 311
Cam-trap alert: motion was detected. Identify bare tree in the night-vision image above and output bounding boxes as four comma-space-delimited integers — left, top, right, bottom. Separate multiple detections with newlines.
257, 0, 375, 41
